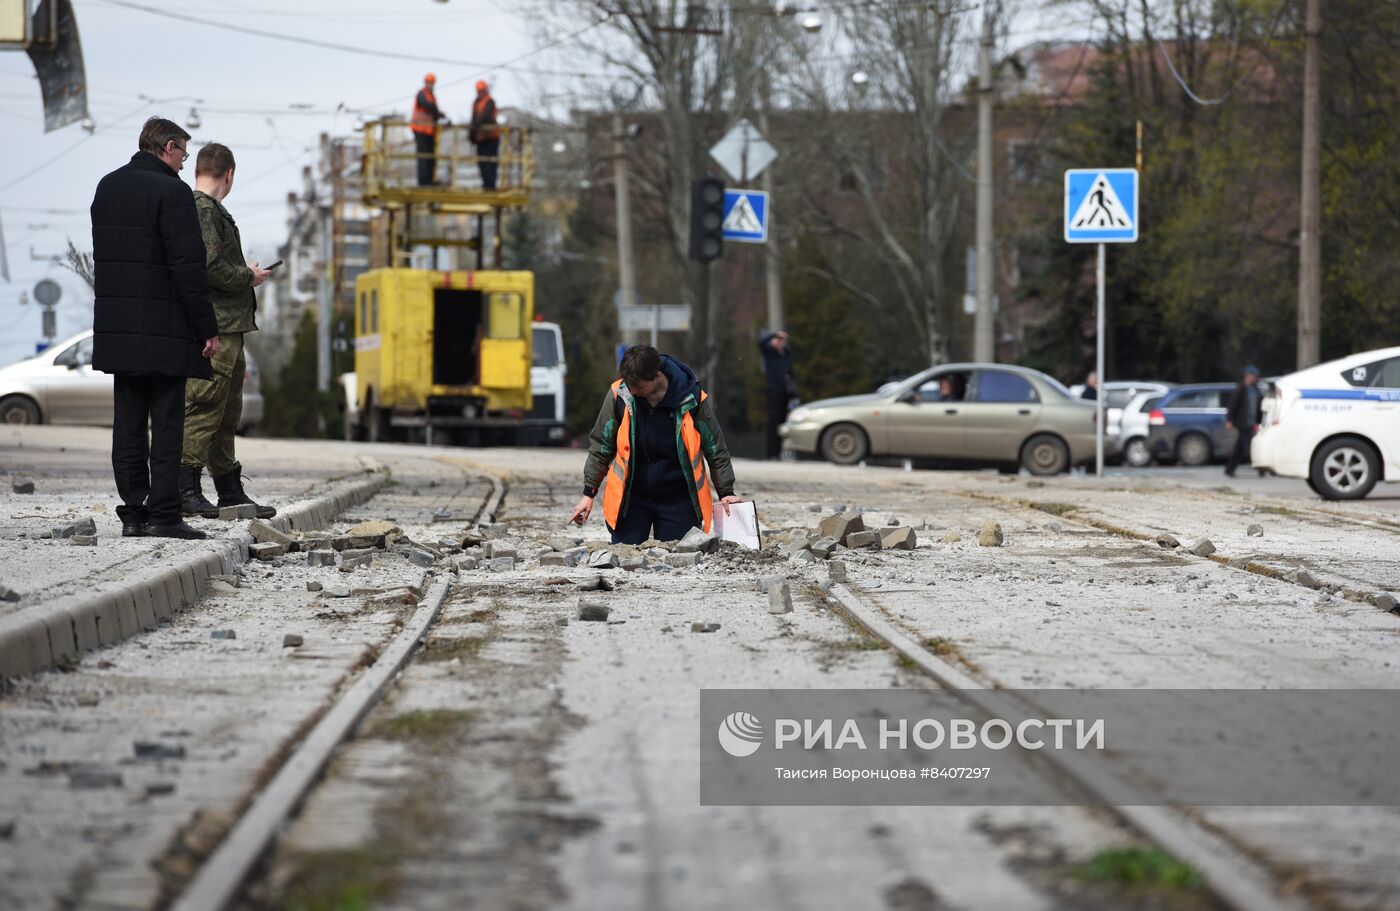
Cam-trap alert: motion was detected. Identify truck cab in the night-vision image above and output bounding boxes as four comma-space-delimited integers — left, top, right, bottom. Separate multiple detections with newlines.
528, 320, 568, 444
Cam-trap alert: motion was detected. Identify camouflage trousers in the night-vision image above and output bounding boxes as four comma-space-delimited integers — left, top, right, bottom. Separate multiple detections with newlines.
182, 332, 244, 477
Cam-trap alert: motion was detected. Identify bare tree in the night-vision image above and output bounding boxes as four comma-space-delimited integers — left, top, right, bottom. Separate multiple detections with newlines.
62, 238, 94, 291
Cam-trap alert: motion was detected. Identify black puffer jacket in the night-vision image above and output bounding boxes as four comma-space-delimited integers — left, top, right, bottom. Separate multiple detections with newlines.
90, 151, 218, 378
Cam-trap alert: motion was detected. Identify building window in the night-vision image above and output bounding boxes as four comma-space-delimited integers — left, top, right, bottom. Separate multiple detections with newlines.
370, 289, 378, 332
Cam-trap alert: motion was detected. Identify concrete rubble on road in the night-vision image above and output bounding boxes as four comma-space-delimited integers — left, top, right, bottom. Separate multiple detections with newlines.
210, 629, 236, 640
11, 478, 35, 494
690, 621, 721, 633
71, 534, 97, 547
306, 550, 336, 567
219, 504, 257, 521
665, 552, 702, 568
977, 522, 1004, 547
1247, 524, 1265, 537
344, 519, 402, 549
828, 560, 847, 582
846, 530, 881, 549
577, 600, 610, 621
817, 511, 864, 546
767, 581, 793, 614
881, 526, 917, 551
1189, 538, 1216, 557
250, 519, 297, 551
675, 527, 719, 554
1155, 533, 1180, 549
0, 584, 21, 602
588, 549, 619, 569
282, 634, 304, 648
250, 542, 286, 560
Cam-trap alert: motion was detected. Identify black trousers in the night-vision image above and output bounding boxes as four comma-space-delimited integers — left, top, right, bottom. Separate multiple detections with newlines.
113, 374, 186, 526
765, 385, 789, 459
609, 494, 699, 545
1225, 424, 1255, 475
476, 137, 499, 189
415, 132, 435, 186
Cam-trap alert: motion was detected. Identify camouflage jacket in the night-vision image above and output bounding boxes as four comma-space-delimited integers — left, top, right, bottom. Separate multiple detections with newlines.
192, 191, 257, 333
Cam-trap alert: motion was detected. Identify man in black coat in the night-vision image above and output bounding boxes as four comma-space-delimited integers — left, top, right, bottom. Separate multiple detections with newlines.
91, 117, 221, 539
1224, 364, 1263, 477
758, 330, 795, 460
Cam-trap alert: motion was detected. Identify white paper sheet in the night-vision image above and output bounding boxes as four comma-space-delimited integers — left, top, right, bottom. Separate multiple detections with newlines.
712, 499, 760, 550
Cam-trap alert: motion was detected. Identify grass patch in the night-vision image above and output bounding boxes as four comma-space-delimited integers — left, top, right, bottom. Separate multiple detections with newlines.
924, 637, 957, 657
1074, 847, 1203, 890
1255, 505, 1302, 517
372, 708, 473, 744
278, 847, 399, 911
1032, 502, 1081, 517
418, 636, 486, 663
840, 638, 889, 652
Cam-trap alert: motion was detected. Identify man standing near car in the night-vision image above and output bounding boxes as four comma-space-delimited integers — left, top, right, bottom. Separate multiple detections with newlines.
759, 330, 795, 459
179, 142, 276, 520
1224, 364, 1263, 477
91, 117, 220, 539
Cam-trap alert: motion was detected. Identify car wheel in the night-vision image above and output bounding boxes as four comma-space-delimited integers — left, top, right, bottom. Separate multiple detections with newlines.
1124, 436, 1152, 468
1176, 432, 1211, 467
1309, 436, 1379, 500
819, 423, 869, 466
1020, 433, 1069, 476
0, 395, 41, 425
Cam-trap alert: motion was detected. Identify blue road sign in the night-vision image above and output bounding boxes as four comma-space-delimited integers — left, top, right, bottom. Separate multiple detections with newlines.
1064, 169, 1138, 243
721, 189, 768, 243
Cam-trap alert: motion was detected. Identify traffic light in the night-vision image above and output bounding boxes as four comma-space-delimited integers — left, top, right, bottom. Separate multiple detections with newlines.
689, 176, 724, 262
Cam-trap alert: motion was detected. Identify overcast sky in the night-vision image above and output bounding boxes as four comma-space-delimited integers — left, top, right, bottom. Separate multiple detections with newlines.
0, 0, 1085, 368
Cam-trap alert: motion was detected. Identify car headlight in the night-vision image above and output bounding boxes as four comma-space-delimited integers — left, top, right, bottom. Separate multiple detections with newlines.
788, 408, 811, 423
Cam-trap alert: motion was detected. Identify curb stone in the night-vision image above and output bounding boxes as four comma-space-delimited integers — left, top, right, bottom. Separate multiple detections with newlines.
0, 472, 387, 681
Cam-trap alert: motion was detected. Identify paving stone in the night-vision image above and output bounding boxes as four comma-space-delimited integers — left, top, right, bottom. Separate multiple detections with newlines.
339, 549, 374, 571
788, 549, 817, 564
1189, 538, 1217, 557
645, 547, 669, 559
1246, 524, 1264, 537
306, 549, 336, 567
818, 511, 865, 546
1155, 533, 1180, 549
817, 579, 834, 593
344, 520, 401, 548
1377, 593, 1398, 613
488, 557, 515, 572
767, 581, 793, 614
371, 588, 420, 605
846, 530, 882, 549
690, 622, 721, 633
146, 782, 177, 797
11, 478, 35, 494
577, 600, 610, 622
940, 532, 961, 544
249, 542, 285, 560
540, 552, 572, 567
0, 584, 19, 603
51, 523, 79, 539
406, 548, 437, 567
579, 576, 615, 592
249, 519, 296, 549
588, 549, 620, 569
620, 556, 646, 571
675, 527, 719, 554
322, 584, 352, 598
453, 555, 480, 572
210, 629, 237, 640
486, 542, 518, 559
306, 581, 323, 592
828, 560, 847, 582
133, 741, 186, 760
881, 526, 917, 551
219, 504, 256, 520
71, 534, 97, 547
665, 552, 702, 568
809, 537, 838, 558
757, 573, 787, 593
1293, 569, 1320, 589
282, 634, 305, 648
978, 522, 1004, 547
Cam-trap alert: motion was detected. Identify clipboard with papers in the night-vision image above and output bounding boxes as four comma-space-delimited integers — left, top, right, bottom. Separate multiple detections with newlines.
712, 499, 761, 550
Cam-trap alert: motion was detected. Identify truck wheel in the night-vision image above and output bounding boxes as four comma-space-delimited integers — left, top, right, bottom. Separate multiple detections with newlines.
1310, 436, 1379, 500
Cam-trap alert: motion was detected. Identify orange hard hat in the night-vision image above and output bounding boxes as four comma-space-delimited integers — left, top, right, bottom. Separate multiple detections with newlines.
424, 73, 436, 84
475, 80, 488, 92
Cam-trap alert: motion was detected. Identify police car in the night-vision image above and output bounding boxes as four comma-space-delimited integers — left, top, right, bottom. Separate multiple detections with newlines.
1251, 346, 1400, 499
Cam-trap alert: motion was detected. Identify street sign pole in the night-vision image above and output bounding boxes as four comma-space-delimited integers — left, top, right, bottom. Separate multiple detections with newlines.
1096, 243, 1106, 478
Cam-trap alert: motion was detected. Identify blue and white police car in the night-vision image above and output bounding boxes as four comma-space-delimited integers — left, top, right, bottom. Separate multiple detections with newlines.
1252, 346, 1400, 499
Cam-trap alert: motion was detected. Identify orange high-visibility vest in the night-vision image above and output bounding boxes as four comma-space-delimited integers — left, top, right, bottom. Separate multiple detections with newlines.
600, 379, 715, 533
471, 95, 500, 142
411, 89, 438, 136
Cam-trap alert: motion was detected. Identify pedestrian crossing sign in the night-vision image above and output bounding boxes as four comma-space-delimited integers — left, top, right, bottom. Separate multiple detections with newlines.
722, 189, 768, 243
1064, 169, 1138, 243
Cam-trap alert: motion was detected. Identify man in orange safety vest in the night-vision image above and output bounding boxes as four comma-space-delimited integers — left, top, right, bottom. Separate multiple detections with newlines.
469, 80, 501, 190
411, 73, 445, 186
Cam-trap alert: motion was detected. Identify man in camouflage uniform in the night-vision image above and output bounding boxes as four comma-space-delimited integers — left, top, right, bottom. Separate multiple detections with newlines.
179, 142, 276, 519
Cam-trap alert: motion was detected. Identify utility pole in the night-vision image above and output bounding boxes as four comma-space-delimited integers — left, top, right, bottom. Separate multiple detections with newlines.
759, 110, 783, 333
612, 111, 638, 342
316, 139, 334, 428
1296, 0, 1322, 369
973, 7, 995, 363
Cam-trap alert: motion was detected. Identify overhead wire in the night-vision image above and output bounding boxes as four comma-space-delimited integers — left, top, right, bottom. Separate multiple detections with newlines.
1154, 1, 1289, 106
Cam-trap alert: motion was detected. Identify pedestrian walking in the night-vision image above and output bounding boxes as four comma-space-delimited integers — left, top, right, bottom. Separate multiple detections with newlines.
411, 73, 444, 186
568, 345, 742, 544
758, 330, 795, 459
90, 117, 220, 540
1080, 370, 1099, 400
179, 143, 276, 520
469, 80, 501, 190
1224, 364, 1263, 477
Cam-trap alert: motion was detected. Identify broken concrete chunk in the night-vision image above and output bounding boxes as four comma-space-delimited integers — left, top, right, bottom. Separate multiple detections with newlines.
846, 530, 882, 549
809, 537, 838, 558
281, 633, 305, 648
249, 519, 295, 549
485, 542, 518, 559
645, 547, 669, 559
757, 573, 787, 594
540, 552, 572, 567
788, 549, 818, 564
219, 504, 257, 521
0, 585, 20, 603
51, 523, 78, 540
675, 527, 719, 554
578, 576, 615, 592
690, 622, 721, 633
666, 552, 702, 568
371, 588, 420, 605
210, 629, 236, 640
133, 741, 186, 760
322, 584, 351, 598
71, 534, 97, 547
406, 548, 437, 567
306, 581, 323, 592
453, 555, 480, 572
767, 581, 793, 614
488, 557, 515, 572
1155, 533, 1180, 549
68, 767, 122, 790
1293, 569, 1319, 589
339, 548, 374, 570
828, 561, 847, 582
1189, 538, 1216, 557
818, 511, 865, 546
588, 549, 620, 569
306, 550, 336, 567
345, 520, 401, 548
577, 600, 610, 622
620, 556, 646, 571
250, 542, 285, 560
146, 782, 177, 797
881, 526, 917, 551
940, 532, 961, 545
1246, 524, 1264, 537
11, 478, 35, 494
1376, 593, 1398, 613
977, 522, 1004, 547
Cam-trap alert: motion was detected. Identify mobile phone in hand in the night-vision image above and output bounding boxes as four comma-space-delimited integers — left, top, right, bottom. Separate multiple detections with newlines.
265, 260, 283, 271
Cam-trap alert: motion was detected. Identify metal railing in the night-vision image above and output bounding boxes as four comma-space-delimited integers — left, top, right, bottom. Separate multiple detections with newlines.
360, 119, 534, 205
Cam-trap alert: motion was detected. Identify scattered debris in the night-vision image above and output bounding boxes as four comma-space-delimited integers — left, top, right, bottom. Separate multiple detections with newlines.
675, 527, 719, 554
1155, 533, 1180, 549
488, 557, 515, 572
577, 600, 610, 622
0, 584, 20, 602
68, 767, 123, 790
588, 549, 620, 569
486, 542, 517, 559
1293, 569, 1319, 590
940, 532, 961, 544
977, 522, 1004, 547
12, 478, 35, 494
1228, 557, 1251, 570
818, 511, 865, 546
339, 549, 374, 571
809, 536, 838, 558
757, 574, 786, 593
345, 519, 401, 548
846, 530, 882, 549
1246, 524, 1264, 537
453, 555, 480, 572
210, 629, 237, 640
145, 782, 177, 797
1189, 538, 1216, 557
768, 581, 793, 614
71, 534, 97, 547
1377, 593, 1398, 613
219, 504, 256, 521
579, 576, 615, 592
249, 519, 296, 550
282, 634, 304, 648
306, 550, 336, 567
541, 551, 576, 568
371, 588, 419, 606
306, 581, 323, 593
690, 622, 721, 633
322, 584, 352, 598
249, 542, 285, 560
1026, 480, 1045, 488
665, 552, 701, 568
788, 549, 817, 564
620, 556, 646, 571
406, 547, 437, 567
881, 527, 917, 551
828, 561, 847, 583
133, 741, 186, 760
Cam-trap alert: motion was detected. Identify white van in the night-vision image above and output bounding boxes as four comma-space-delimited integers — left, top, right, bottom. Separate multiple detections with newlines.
1251, 346, 1400, 499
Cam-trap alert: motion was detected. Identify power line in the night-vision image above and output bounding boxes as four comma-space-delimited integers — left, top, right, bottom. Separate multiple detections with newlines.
0, 101, 153, 196
1155, 2, 1289, 107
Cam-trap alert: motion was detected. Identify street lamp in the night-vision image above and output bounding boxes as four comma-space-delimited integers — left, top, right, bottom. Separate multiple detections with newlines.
851, 70, 869, 89
801, 14, 822, 33
551, 140, 567, 153
185, 106, 201, 130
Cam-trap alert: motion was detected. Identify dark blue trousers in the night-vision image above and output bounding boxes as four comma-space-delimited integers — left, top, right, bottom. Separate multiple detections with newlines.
609, 494, 699, 545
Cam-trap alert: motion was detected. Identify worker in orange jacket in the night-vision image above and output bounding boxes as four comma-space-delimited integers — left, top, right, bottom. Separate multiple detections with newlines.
411, 73, 445, 186
469, 80, 501, 190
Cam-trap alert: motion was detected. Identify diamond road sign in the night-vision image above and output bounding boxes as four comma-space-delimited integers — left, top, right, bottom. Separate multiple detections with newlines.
721, 189, 768, 244
709, 119, 778, 182
1064, 169, 1138, 243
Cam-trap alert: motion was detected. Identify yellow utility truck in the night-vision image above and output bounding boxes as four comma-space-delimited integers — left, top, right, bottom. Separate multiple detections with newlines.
345, 118, 565, 444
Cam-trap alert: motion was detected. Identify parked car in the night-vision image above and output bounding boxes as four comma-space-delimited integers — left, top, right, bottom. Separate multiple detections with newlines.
781, 363, 1111, 475
1144, 383, 1237, 465
1252, 346, 1400, 500
1119, 390, 1170, 467
0, 329, 263, 433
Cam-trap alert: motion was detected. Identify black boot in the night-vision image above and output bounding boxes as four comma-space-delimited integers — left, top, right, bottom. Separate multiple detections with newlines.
179, 466, 220, 519
212, 471, 277, 519
147, 520, 208, 540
